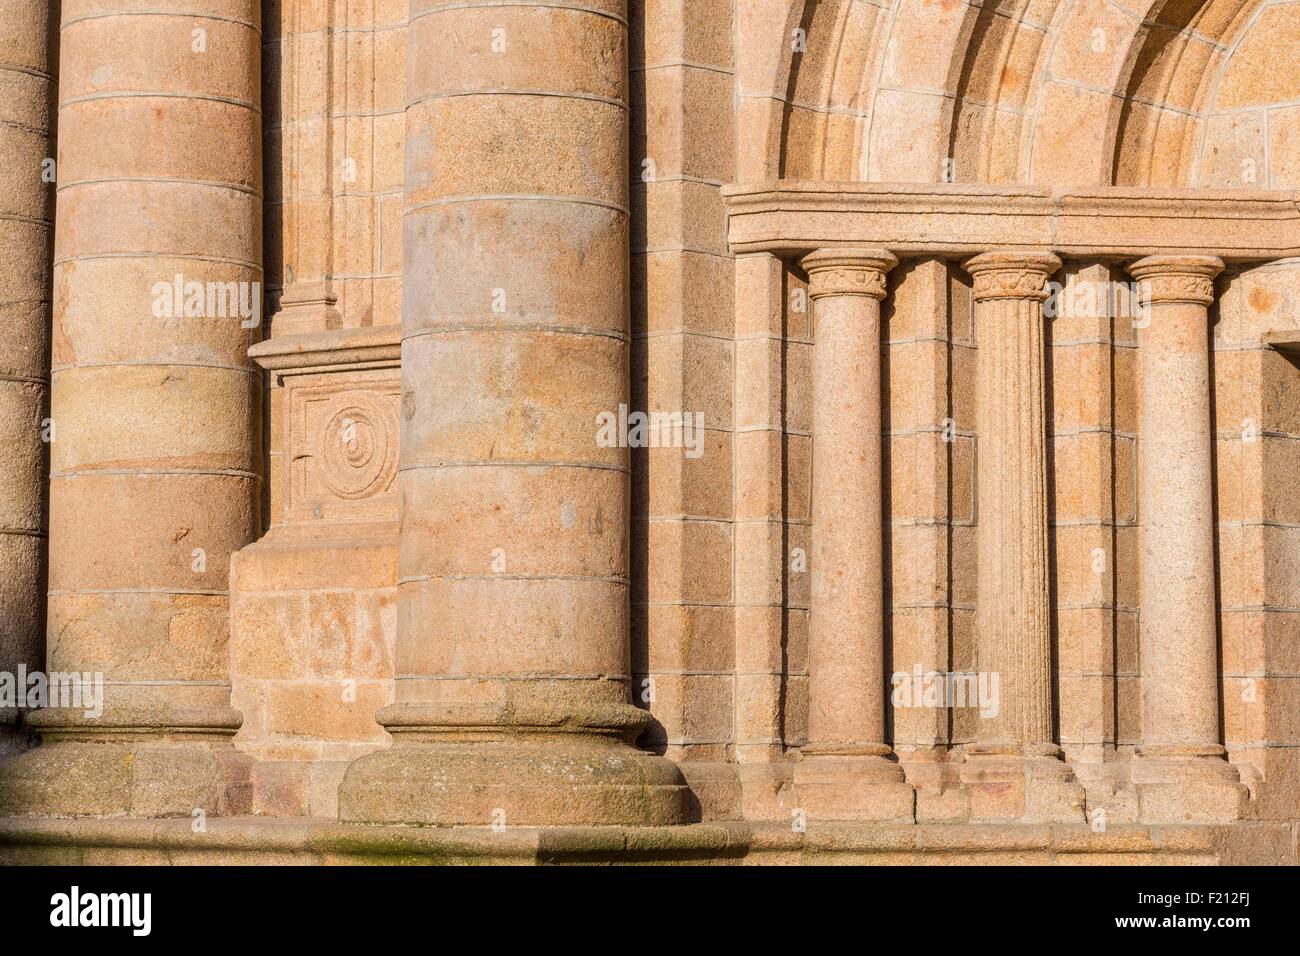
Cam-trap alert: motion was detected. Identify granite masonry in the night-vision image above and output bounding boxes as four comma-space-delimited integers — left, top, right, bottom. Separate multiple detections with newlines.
0, 0, 1298, 864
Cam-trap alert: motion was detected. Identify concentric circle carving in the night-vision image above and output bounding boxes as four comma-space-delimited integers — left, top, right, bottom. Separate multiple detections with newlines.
320, 401, 398, 499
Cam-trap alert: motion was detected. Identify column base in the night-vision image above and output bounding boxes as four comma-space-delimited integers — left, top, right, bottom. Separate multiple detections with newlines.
337, 702, 693, 827
898, 747, 969, 822
0, 708, 33, 759
793, 747, 915, 822
1071, 758, 1141, 826
1131, 749, 1248, 823
960, 747, 1086, 823
0, 708, 252, 818
734, 761, 798, 822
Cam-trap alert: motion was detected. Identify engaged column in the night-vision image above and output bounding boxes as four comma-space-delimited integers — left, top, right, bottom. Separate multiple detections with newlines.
794, 248, 913, 822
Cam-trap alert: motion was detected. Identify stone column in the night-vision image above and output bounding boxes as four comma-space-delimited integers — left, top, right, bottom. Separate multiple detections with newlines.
1126, 255, 1245, 822
793, 249, 912, 821
960, 252, 1082, 821
0, 2, 262, 816
339, 0, 689, 826
0, 0, 52, 756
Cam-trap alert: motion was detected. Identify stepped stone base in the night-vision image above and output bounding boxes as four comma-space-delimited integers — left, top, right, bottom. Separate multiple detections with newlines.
0, 817, 1294, 866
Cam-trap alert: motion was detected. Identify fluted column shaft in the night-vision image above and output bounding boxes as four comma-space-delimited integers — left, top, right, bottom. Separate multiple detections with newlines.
803, 249, 896, 756
966, 252, 1061, 757
1128, 256, 1225, 759
0, 0, 53, 749
0, 2, 262, 816
340, 0, 688, 826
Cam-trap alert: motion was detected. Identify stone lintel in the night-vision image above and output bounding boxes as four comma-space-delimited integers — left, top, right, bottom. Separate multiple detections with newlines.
723, 181, 1300, 262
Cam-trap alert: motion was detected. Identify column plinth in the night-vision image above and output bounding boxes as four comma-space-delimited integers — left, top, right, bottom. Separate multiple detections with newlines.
0, 1, 263, 817
793, 249, 913, 822
1126, 255, 1246, 823
958, 252, 1083, 822
337, 0, 690, 827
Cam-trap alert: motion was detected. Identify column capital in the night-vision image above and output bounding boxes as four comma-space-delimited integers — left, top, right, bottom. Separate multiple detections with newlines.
963, 252, 1061, 302
801, 248, 897, 299
1128, 255, 1224, 306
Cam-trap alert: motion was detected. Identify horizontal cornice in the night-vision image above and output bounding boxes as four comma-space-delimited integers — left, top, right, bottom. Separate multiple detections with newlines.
248, 324, 400, 374
722, 182, 1300, 263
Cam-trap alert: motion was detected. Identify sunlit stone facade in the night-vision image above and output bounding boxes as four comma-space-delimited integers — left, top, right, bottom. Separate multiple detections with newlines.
1, 0, 1297, 864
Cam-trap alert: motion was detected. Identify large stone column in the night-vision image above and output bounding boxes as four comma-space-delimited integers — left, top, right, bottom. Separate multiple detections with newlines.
0, 0, 52, 756
1126, 255, 1245, 822
339, 0, 689, 826
0, 1, 262, 816
960, 252, 1082, 821
793, 249, 912, 821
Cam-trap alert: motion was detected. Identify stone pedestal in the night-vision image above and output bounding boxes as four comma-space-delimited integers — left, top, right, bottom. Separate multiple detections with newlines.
229, 327, 401, 818
338, 0, 689, 826
0, 1, 263, 816
793, 249, 913, 822
960, 251, 1083, 822
271, 281, 342, 338
1126, 255, 1246, 824
961, 752, 1086, 823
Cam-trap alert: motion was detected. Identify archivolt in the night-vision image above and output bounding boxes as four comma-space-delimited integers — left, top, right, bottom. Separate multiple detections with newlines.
743, 0, 1284, 187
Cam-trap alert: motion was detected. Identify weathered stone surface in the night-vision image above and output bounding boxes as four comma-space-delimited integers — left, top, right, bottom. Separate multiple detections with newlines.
0, 0, 263, 815
0, 0, 1296, 864
0, 0, 51, 760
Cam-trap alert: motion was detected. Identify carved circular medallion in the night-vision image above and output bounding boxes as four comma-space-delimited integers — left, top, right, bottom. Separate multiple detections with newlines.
320, 402, 398, 499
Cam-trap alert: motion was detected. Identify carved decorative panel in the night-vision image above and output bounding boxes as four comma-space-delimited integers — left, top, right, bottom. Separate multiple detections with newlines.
286, 369, 400, 524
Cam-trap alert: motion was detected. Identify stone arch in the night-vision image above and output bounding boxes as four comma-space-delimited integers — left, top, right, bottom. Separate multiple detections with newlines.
1112, 0, 1272, 185
1187, 0, 1300, 188
736, 0, 807, 180
948, 0, 1069, 185
742, 0, 1297, 187
768, 0, 982, 182
777, 0, 893, 180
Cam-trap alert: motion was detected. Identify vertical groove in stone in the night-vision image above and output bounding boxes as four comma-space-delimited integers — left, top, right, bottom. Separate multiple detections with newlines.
0, 0, 53, 741
968, 253, 1059, 755
1023, 296, 1053, 746
44, 2, 263, 720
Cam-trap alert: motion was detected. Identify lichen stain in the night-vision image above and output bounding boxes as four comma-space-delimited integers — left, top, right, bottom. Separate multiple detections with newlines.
1247, 287, 1275, 312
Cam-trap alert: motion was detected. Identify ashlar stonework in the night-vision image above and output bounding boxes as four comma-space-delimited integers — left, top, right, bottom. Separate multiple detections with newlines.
0, 0, 1297, 864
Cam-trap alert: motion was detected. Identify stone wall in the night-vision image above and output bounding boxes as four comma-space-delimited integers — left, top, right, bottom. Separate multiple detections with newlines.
0, 0, 1296, 863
